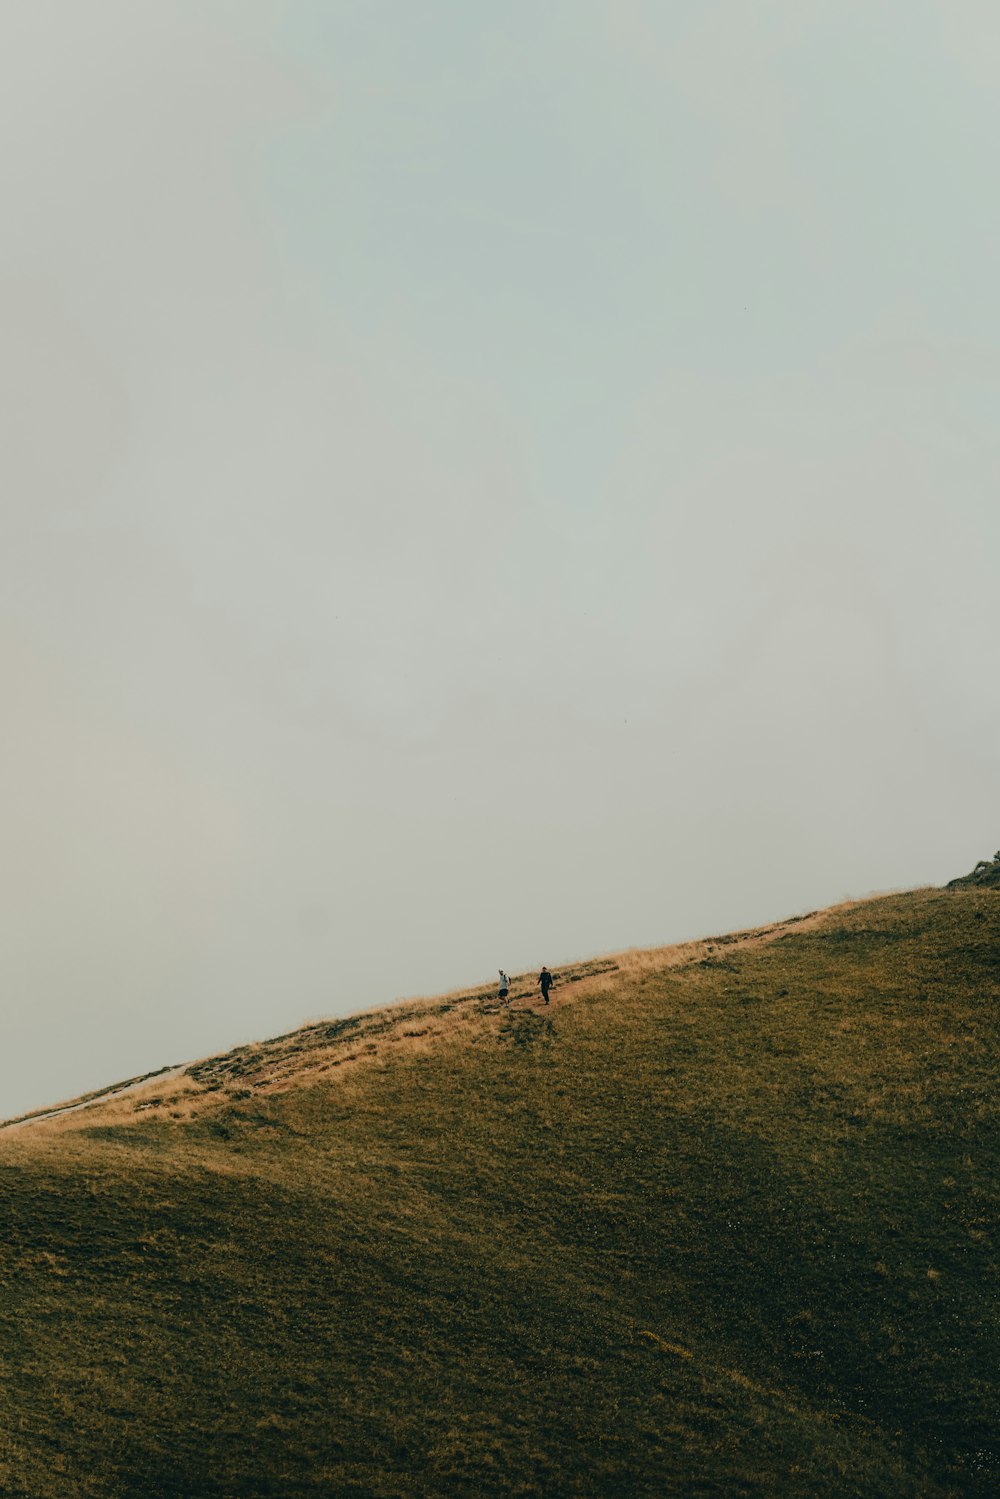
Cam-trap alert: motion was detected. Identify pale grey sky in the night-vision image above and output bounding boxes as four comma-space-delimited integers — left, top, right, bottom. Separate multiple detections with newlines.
3, 1, 998, 1116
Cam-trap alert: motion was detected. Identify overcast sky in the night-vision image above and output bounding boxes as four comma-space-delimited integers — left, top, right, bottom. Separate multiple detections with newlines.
3, 1, 998, 1117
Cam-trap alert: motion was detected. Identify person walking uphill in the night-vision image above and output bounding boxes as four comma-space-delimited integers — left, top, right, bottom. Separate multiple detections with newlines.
497, 970, 510, 1004
538, 966, 553, 1004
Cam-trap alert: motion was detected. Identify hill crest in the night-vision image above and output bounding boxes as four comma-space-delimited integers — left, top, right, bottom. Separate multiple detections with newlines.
3, 902, 845, 1134
1, 882, 997, 1496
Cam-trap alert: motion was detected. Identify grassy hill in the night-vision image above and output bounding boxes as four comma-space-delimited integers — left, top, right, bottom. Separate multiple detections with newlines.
0, 887, 997, 1497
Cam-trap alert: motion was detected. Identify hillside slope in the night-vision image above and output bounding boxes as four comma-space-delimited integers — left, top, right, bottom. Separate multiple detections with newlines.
1, 889, 997, 1497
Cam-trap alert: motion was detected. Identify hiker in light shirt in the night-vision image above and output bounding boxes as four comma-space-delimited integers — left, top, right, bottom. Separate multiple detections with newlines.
497, 970, 510, 1004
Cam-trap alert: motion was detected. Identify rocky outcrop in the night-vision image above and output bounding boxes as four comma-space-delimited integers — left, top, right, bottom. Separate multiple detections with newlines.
946, 852, 1000, 889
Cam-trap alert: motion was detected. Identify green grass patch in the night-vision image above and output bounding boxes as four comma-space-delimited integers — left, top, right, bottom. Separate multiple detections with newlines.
0, 889, 997, 1495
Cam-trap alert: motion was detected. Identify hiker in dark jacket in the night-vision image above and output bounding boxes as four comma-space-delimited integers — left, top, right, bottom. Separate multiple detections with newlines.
538, 966, 553, 1004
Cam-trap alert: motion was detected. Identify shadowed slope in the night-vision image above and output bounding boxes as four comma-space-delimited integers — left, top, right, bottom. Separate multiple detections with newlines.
0, 889, 997, 1496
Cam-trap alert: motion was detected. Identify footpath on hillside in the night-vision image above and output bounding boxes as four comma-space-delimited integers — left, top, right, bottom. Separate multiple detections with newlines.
0, 903, 848, 1132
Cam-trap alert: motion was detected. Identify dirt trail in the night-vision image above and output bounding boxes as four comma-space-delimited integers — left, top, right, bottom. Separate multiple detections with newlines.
1, 900, 863, 1130
0, 1066, 186, 1134
536, 901, 862, 1005
695, 900, 861, 957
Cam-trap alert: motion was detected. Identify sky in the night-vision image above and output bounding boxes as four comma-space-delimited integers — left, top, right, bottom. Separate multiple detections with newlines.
2, 0, 999, 1117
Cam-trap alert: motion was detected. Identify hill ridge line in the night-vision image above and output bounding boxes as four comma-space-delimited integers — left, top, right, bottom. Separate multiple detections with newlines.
1, 896, 866, 1131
